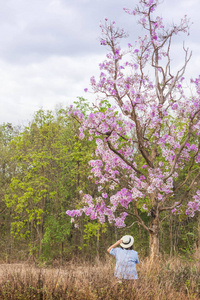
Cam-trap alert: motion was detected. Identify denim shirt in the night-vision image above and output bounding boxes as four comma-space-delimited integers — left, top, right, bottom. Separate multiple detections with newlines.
110, 247, 139, 279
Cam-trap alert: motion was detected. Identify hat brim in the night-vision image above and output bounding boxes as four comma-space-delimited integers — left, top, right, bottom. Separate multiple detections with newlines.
120, 236, 134, 248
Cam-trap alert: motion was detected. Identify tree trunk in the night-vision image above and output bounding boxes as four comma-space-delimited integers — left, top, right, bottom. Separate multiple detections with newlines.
198, 212, 200, 250
96, 229, 100, 260
170, 212, 173, 257
61, 241, 64, 265
149, 230, 159, 261
195, 212, 200, 258
149, 209, 160, 262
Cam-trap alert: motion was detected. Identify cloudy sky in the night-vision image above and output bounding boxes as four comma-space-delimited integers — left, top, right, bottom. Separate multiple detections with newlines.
0, 0, 199, 125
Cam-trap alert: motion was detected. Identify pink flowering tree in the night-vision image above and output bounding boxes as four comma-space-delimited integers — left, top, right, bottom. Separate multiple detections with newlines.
66, 0, 200, 260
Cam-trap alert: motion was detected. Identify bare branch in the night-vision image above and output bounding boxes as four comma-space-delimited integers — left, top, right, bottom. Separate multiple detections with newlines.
121, 206, 151, 232
126, 221, 139, 228
163, 126, 192, 181
107, 140, 144, 176
160, 170, 200, 212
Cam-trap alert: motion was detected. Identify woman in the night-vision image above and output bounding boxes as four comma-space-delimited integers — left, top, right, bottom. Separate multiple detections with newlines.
107, 235, 139, 280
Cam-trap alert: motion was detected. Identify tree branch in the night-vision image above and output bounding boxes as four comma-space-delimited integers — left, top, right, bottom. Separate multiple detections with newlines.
107, 139, 144, 176
160, 170, 200, 212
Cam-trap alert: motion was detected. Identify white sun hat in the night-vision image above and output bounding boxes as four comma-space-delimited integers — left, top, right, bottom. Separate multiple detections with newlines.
120, 235, 134, 248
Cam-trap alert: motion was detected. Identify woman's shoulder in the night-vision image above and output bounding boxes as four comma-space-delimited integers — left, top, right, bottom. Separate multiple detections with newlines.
116, 247, 123, 251
130, 249, 138, 255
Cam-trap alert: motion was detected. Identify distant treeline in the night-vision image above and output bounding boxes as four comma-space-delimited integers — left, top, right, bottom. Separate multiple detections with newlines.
0, 99, 199, 263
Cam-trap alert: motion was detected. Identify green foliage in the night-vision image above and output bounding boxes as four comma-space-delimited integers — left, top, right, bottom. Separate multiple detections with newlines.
41, 214, 71, 260
2, 104, 96, 260
83, 221, 107, 243
73, 97, 94, 116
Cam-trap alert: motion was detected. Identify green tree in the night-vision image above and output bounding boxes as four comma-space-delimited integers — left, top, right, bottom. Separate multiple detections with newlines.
0, 123, 19, 260
4, 107, 96, 261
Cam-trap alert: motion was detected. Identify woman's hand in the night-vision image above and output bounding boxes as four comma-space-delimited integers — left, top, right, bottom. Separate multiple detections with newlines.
107, 239, 122, 253
116, 239, 123, 245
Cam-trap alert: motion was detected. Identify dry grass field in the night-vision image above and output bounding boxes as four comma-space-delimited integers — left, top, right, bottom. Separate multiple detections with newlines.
0, 256, 199, 299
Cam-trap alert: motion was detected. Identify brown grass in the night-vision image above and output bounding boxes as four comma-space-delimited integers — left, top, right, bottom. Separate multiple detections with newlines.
0, 256, 199, 299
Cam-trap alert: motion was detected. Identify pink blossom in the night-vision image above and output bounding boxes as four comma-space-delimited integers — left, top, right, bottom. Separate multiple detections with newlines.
102, 193, 108, 198
142, 165, 147, 169
101, 40, 106, 45
66, 0, 200, 228
142, 204, 148, 211
190, 144, 197, 151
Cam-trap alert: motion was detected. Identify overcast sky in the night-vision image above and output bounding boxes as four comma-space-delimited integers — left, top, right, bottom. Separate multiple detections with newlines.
0, 0, 199, 125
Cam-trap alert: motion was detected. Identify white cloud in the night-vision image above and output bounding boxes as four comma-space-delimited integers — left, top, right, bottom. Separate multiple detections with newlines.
0, 53, 103, 124
0, 0, 199, 125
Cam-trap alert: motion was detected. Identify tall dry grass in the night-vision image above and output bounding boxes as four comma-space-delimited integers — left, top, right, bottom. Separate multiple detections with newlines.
0, 256, 199, 299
